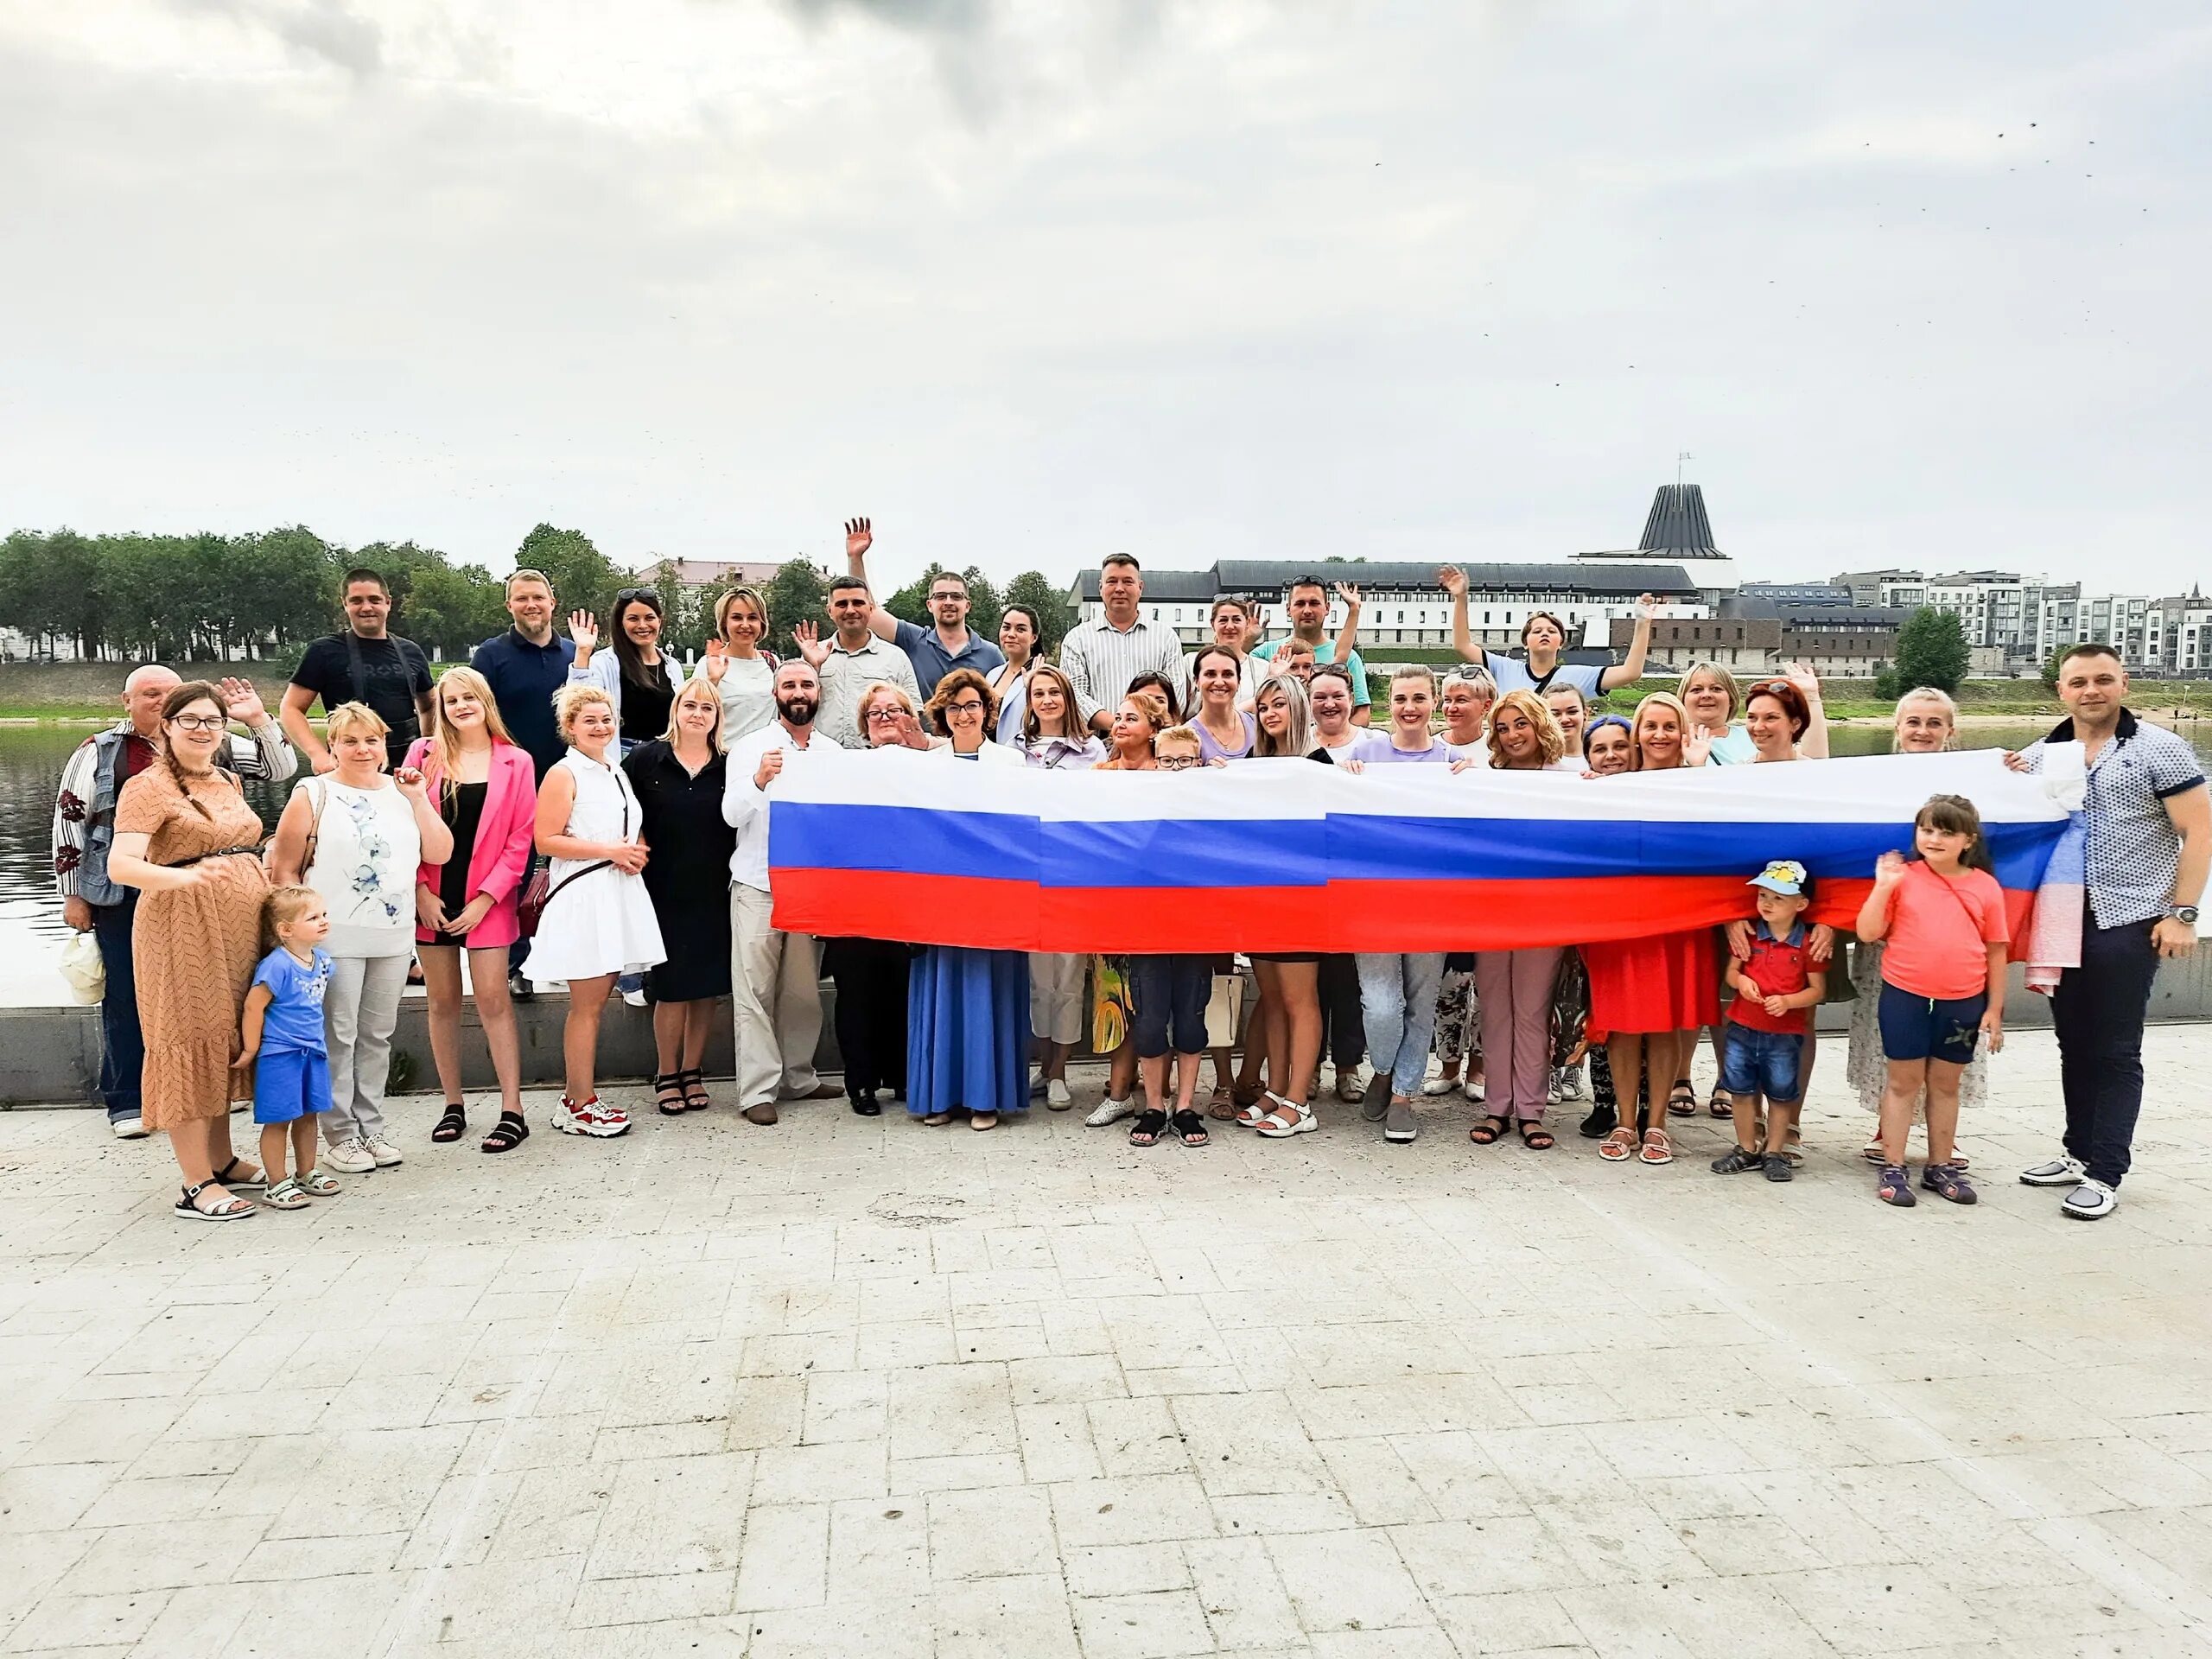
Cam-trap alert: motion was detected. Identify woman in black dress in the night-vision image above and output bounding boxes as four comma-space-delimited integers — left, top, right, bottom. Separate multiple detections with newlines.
622, 679, 735, 1114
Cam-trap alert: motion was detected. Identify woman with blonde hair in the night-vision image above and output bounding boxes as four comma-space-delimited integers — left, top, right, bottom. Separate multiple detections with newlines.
406, 667, 538, 1152
1019, 664, 1103, 1109
624, 677, 736, 1114
526, 683, 666, 1138
268, 701, 452, 1173
1236, 674, 1324, 1127
702, 585, 779, 747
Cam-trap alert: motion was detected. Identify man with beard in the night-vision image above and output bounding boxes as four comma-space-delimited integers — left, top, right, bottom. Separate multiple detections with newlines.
283, 567, 436, 771
722, 661, 845, 1125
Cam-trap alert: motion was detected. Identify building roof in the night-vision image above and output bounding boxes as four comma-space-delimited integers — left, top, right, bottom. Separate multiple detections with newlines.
1636, 484, 1724, 559
1071, 561, 1701, 601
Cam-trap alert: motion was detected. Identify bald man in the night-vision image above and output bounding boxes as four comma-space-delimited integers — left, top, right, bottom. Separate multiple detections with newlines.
54, 665, 296, 1137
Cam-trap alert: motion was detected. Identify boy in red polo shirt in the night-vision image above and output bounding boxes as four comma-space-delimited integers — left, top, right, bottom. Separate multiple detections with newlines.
1711, 861, 1828, 1183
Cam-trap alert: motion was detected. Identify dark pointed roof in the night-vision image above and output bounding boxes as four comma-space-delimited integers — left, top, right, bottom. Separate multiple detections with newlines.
1639, 484, 1722, 558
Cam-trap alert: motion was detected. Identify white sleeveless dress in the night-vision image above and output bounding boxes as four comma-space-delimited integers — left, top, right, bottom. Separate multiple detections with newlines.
524, 750, 667, 982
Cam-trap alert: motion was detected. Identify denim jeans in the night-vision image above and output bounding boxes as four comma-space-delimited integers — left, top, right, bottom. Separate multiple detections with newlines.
1130, 954, 1212, 1059
91, 894, 143, 1122
2050, 912, 2162, 1187
1354, 951, 1446, 1099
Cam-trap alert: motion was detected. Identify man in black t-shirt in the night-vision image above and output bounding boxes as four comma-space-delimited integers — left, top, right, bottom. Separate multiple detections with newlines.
283, 567, 436, 772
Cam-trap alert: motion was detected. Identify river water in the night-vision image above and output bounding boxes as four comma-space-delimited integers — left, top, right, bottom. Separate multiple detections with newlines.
3, 721, 2207, 1006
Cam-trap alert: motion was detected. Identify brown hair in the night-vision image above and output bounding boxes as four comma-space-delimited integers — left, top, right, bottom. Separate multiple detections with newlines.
1520, 610, 1571, 646
1912, 793, 1995, 874
715, 586, 769, 642
1743, 677, 1812, 741
158, 680, 232, 819
1020, 663, 1081, 743
857, 679, 919, 744
261, 885, 321, 952
924, 667, 999, 737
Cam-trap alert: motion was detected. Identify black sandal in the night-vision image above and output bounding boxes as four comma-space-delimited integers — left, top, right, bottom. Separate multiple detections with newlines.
211, 1156, 266, 1188
1171, 1109, 1209, 1147
480, 1111, 529, 1154
1518, 1121, 1554, 1150
653, 1072, 686, 1116
1468, 1115, 1510, 1144
1666, 1080, 1698, 1117
430, 1103, 467, 1143
677, 1066, 712, 1112
1128, 1109, 1169, 1147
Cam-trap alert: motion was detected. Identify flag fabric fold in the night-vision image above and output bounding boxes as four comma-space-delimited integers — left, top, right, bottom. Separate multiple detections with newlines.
769, 750, 2072, 956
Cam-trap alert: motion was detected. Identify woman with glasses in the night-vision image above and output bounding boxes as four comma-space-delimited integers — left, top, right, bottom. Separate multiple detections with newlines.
830, 681, 932, 1115
567, 588, 687, 755
624, 678, 736, 1116
106, 682, 280, 1219
1440, 566, 1657, 696
1018, 664, 1103, 1109
906, 669, 1028, 1131
702, 586, 779, 748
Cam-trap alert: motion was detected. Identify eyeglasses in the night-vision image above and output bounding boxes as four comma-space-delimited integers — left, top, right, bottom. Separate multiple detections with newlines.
865, 709, 906, 723
1157, 753, 1202, 770
169, 715, 226, 731
942, 700, 986, 716
929, 591, 965, 603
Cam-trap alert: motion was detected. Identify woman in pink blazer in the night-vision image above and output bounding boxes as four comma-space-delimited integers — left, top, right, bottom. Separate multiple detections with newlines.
404, 668, 540, 1154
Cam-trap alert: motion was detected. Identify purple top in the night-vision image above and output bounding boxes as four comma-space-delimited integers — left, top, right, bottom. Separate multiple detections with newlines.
1361, 733, 1453, 765
1194, 711, 1257, 763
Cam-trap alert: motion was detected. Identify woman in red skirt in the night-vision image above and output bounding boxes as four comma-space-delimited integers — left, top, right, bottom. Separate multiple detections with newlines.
1586, 691, 1718, 1167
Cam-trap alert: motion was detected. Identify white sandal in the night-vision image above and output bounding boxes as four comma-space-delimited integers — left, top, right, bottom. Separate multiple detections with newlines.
175, 1180, 255, 1221
260, 1176, 311, 1211
1255, 1097, 1318, 1138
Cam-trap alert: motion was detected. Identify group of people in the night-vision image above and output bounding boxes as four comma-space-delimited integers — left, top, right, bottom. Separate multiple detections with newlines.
52, 539, 2205, 1229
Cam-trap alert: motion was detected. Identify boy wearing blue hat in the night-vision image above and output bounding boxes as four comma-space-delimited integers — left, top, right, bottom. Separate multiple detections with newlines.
1711, 860, 1827, 1182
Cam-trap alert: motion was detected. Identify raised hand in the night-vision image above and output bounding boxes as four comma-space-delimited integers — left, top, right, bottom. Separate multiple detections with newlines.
845, 517, 873, 562
1873, 849, 1907, 885
1436, 565, 1467, 599
1681, 729, 1713, 767
393, 766, 429, 804
893, 710, 933, 751
1243, 607, 1268, 647
1637, 592, 1657, 617
1783, 660, 1821, 702
1334, 582, 1362, 610
218, 677, 267, 726
792, 619, 831, 670
568, 609, 599, 654
702, 636, 728, 685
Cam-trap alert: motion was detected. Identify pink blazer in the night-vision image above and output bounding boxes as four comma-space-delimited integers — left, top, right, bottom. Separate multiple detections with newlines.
404, 737, 538, 949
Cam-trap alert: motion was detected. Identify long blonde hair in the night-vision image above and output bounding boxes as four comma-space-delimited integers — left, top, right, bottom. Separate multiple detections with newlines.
1630, 690, 1693, 772
1486, 690, 1565, 768
424, 667, 515, 808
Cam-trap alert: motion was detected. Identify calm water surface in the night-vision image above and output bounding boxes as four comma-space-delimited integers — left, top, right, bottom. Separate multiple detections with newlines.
3, 721, 2207, 1005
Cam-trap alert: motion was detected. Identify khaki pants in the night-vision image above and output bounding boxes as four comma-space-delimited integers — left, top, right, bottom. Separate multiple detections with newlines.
730, 884, 825, 1111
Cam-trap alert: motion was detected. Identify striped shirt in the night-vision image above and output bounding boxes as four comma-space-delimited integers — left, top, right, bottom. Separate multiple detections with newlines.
1060, 616, 1185, 726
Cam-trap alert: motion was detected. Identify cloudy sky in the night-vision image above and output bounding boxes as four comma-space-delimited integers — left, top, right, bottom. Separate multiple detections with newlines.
3, 1, 2206, 594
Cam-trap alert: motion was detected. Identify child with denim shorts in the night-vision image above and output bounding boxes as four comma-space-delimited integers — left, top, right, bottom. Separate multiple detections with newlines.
239, 886, 339, 1211
1711, 861, 1827, 1183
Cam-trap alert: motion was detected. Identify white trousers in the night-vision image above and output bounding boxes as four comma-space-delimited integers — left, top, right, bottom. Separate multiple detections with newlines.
323, 953, 410, 1145
1028, 952, 1087, 1046
729, 885, 825, 1111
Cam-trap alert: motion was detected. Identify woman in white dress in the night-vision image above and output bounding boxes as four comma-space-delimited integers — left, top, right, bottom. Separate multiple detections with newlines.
702, 586, 779, 749
267, 701, 452, 1173
527, 684, 666, 1139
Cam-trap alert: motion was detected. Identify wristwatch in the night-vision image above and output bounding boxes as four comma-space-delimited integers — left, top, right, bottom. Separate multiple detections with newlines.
2171, 906, 2201, 925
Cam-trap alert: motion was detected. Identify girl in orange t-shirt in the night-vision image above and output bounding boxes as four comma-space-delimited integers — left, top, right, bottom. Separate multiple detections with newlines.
1856, 794, 2009, 1208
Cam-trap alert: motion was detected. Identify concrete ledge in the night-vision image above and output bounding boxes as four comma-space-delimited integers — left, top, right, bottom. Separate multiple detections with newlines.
7, 954, 2212, 1107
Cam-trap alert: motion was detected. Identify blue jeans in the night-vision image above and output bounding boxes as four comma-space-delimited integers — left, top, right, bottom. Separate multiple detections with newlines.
2052, 912, 2161, 1187
1130, 955, 1211, 1059
1354, 951, 1446, 1099
1719, 1022, 1805, 1104
91, 894, 143, 1122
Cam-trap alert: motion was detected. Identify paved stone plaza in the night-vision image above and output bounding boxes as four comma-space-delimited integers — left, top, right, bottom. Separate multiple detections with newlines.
3, 1027, 2210, 1658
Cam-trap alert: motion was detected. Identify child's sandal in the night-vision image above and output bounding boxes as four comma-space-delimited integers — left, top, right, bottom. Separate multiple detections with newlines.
1876, 1164, 1916, 1206
1599, 1126, 1638, 1161
299, 1166, 340, 1197
480, 1112, 529, 1154
260, 1176, 310, 1210
1921, 1163, 1977, 1205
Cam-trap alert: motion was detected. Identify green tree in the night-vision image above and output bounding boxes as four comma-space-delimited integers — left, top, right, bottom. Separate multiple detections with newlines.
762, 558, 830, 662
1003, 569, 1073, 655
2040, 643, 2075, 690
1889, 607, 1972, 696
515, 524, 625, 626
882, 563, 1001, 641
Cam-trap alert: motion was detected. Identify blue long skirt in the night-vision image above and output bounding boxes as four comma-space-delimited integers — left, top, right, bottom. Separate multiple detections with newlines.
906, 946, 1029, 1118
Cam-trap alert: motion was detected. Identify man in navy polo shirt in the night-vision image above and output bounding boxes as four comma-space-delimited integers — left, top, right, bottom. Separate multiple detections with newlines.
470, 569, 576, 996
842, 517, 1003, 698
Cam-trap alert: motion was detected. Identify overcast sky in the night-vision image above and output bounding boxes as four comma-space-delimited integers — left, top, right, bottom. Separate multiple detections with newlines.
3, 2, 2206, 594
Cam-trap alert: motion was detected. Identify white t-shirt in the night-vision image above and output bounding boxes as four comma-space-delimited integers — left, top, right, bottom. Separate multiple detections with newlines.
714, 655, 778, 750
296, 777, 421, 959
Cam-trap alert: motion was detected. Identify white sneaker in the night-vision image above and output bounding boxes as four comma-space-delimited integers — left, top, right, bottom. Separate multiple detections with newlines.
555, 1096, 632, 1138
111, 1116, 148, 1140
322, 1137, 378, 1174
1560, 1066, 1584, 1101
365, 1135, 404, 1168
2062, 1179, 2118, 1221
621, 988, 647, 1008
1085, 1096, 1134, 1128
1046, 1079, 1072, 1110
2019, 1155, 2086, 1188
1420, 1076, 1459, 1096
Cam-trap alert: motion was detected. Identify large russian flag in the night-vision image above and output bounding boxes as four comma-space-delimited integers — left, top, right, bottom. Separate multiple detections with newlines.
769, 751, 2072, 954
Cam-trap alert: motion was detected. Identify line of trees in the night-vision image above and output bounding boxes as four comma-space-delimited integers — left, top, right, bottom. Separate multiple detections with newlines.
0, 524, 1073, 666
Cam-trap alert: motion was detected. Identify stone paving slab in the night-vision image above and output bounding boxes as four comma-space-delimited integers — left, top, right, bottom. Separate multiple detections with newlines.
3, 1027, 2211, 1656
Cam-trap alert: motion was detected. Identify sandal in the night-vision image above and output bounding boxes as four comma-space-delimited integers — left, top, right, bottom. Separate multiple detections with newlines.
678, 1067, 712, 1112
1207, 1086, 1238, 1122
1710, 1146, 1765, 1175
1468, 1115, 1510, 1145
175, 1180, 255, 1221
299, 1166, 340, 1197
211, 1156, 266, 1188
1255, 1100, 1317, 1138
1876, 1164, 1916, 1206
1707, 1089, 1734, 1119
1599, 1126, 1638, 1162
1230, 1081, 1265, 1109
1129, 1109, 1169, 1147
1639, 1128, 1675, 1166
1665, 1081, 1697, 1118
1235, 1093, 1279, 1128
480, 1111, 529, 1154
1921, 1163, 1978, 1205
1171, 1109, 1209, 1147
1517, 1121, 1554, 1150
260, 1176, 310, 1211
431, 1103, 468, 1143
654, 1072, 687, 1116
